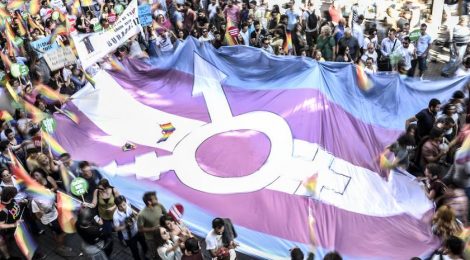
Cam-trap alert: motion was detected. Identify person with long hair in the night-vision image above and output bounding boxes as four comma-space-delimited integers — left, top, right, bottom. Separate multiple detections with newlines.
432, 205, 463, 243
155, 226, 183, 260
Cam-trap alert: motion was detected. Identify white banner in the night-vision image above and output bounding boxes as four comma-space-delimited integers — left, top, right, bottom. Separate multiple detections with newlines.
44, 47, 77, 71
72, 0, 142, 68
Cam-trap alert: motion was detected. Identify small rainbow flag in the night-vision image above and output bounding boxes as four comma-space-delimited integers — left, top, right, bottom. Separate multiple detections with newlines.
0, 7, 9, 18
456, 134, 470, 164
63, 109, 79, 124
0, 110, 13, 121
9, 151, 55, 201
14, 222, 38, 260
356, 62, 373, 91
379, 153, 393, 169
42, 131, 67, 157
50, 25, 68, 43
5, 82, 19, 103
303, 174, 318, 195
109, 56, 124, 71
57, 191, 80, 233
15, 16, 28, 37
157, 123, 175, 143
84, 71, 95, 86
458, 226, 470, 257
7, 0, 26, 10
5, 22, 16, 43
60, 166, 71, 193
28, 0, 41, 15
283, 32, 293, 54
23, 101, 48, 124
27, 16, 42, 32
71, 0, 81, 16
36, 83, 68, 103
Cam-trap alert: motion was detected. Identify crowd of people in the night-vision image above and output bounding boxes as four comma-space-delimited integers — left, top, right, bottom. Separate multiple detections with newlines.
0, 0, 468, 259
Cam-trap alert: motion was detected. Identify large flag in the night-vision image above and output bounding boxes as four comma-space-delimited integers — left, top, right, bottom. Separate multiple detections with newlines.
15, 222, 38, 260
57, 191, 81, 233
51, 38, 470, 259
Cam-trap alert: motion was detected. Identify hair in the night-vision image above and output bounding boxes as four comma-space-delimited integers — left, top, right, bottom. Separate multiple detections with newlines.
344, 27, 352, 35
1, 186, 17, 203
0, 140, 9, 152
59, 153, 71, 160
4, 128, 13, 137
429, 127, 444, 139
426, 163, 443, 179
406, 124, 417, 135
28, 127, 40, 137
142, 191, 157, 206
159, 214, 174, 229
337, 45, 348, 56
98, 178, 111, 189
321, 25, 332, 36
32, 168, 47, 179
433, 205, 462, 241
78, 161, 91, 170
155, 226, 169, 248
428, 98, 441, 108
184, 237, 201, 254
114, 195, 126, 206
365, 57, 373, 63
212, 217, 225, 229
403, 36, 410, 43
290, 247, 304, 260
452, 90, 465, 99
368, 28, 376, 36
324, 251, 342, 260
445, 236, 465, 256
397, 134, 415, 147
421, 23, 427, 28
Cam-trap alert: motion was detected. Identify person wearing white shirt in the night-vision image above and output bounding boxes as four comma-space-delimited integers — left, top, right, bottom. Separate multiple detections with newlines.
352, 15, 365, 49
239, 24, 250, 46
409, 24, 432, 79
400, 37, 417, 76
362, 28, 378, 53
199, 29, 215, 42
156, 226, 183, 260
380, 28, 402, 57
156, 31, 175, 54
205, 218, 236, 260
207, 0, 219, 20
261, 38, 274, 54
113, 196, 148, 260
360, 43, 378, 67
364, 57, 376, 74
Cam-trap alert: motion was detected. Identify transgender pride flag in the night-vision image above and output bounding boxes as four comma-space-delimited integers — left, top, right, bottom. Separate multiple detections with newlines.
52, 38, 470, 259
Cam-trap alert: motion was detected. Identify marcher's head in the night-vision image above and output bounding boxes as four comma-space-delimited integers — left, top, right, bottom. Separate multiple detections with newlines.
155, 226, 171, 246
290, 247, 304, 260
388, 28, 396, 39
344, 27, 352, 38
420, 23, 427, 35
97, 178, 111, 191
37, 153, 50, 166
212, 217, 225, 234
428, 127, 444, 141
324, 251, 342, 260
160, 214, 176, 230
32, 168, 47, 182
59, 153, 72, 167
313, 50, 322, 61
114, 195, 127, 212
444, 236, 465, 256
78, 161, 93, 178
357, 15, 364, 25
184, 237, 201, 256
1, 186, 17, 204
142, 191, 158, 207
424, 163, 442, 180
428, 98, 441, 113
5, 129, 14, 141
402, 36, 410, 48
397, 134, 415, 148
435, 205, 456, 224
0, 168, 11, 182
367, 43, 375, 53
321, 25, 331, 36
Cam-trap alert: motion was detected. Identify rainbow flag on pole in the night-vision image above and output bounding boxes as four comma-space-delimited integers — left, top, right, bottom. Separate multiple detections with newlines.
15, 222, 38, 260
0, 110, 13, 122
283, 32, 293, 54
224, 16, 238, 46
57, 191, 80, 233
28, 0, 41, 15
456, 133, 470, 164
23, 102, 48, 124
36, 83, 68, 103
42, 131, 67, 157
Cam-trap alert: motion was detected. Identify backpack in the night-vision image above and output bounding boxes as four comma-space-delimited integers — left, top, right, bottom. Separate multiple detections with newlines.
306, 11, 318, 30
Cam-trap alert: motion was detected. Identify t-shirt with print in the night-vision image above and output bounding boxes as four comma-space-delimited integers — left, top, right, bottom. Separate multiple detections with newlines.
0, 200, 22, 235
32, 199, 58, 225
205, 229, 223, 260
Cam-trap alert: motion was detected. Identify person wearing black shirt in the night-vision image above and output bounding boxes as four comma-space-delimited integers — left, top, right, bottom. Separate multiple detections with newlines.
0, 187, 23, 260
78, 161, 103, 203
406, 98, 441, 142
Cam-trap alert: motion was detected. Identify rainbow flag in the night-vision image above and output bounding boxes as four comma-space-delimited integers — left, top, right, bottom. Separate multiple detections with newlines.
9, 151, 55, 201
28, 0, 41, 15
283, 32, 293, 54
0, 110, 13, 121
23, 102, 48, 124
0, 7, 9, 18
379, 153, 393, 169
36, 83, 68, 103
5, 82, 19, 103
84, 71, 95, 86
303, 174, 318, 195
458, 227, 470, 258
57, 191, 80, 233
71, 0, 81, 16
356, 62, 373, 91
109, 56, 124, 71
42, 131, 67, 157
50, 25, 68, 43
15, 15, 28, 37
224, 16, 238, 46
157, 122, 175, 143
63, 109, 79, 124
7, 0, 26, 10
60, 166, 71, 193
456, 133, 470, 164
14, 222, 38, 260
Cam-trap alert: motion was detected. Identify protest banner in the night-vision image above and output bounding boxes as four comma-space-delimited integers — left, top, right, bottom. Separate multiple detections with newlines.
138, 4, 152, 27
30, 36, 60, 58
44, 47, 77, 71
72, 0, 142, 68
